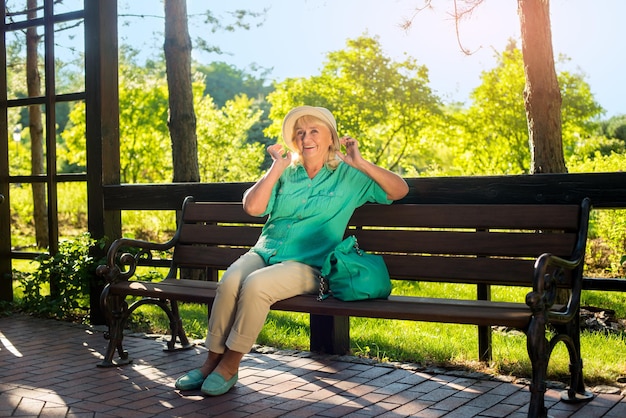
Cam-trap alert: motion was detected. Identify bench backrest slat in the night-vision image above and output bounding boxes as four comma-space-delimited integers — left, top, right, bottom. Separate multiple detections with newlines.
385, 254, 550, 286
182, 201, 265, 224
171, 199, 584, 288
352, 229, 578, 258
350, 204, 581, 230
173, 245, 248, 269
179, 223, 263, 247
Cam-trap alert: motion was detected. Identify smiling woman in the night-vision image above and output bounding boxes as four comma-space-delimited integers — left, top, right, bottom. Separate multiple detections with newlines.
283, 106, 339, 177
173, 105, 408, 396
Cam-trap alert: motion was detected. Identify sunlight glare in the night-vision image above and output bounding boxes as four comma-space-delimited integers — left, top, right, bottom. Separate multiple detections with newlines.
0, 331, 23, 357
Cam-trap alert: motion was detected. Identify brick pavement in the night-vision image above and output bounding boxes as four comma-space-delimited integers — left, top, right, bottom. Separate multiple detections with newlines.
0, 314, 625, 417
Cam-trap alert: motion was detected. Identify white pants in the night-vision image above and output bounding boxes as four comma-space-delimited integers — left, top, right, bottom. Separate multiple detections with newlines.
205, 251, 319, 354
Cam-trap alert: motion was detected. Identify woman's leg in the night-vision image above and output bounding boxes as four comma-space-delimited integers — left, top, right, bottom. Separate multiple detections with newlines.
205, 251, 266, 354
213, 261, 319, 380
175, 252, 265, 389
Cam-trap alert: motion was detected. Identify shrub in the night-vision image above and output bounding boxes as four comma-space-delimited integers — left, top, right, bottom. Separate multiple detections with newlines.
18, 233, 106, 321
569, 151, 626, 276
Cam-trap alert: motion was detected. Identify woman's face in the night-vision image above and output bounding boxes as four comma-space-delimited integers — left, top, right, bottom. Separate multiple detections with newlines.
293, 116, 333, 163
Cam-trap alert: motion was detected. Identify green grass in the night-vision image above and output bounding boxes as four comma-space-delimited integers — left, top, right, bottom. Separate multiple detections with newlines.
121, 281, 626, 386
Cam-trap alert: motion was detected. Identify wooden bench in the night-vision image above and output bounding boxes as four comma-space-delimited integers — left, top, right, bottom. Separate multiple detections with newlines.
96, 193, 593, 417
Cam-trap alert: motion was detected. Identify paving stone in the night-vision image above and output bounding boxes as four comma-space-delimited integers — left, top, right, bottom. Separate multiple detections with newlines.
0, 314, 624, 418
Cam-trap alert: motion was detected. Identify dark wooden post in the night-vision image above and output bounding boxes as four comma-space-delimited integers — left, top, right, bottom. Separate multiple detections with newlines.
309, 314, 350, 355
0, 5, 11, 302
85, 0, 121, 325
477, 284, 492, 362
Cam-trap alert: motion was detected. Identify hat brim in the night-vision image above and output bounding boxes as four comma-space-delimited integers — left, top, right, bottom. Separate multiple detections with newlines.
281, 106, 338, 151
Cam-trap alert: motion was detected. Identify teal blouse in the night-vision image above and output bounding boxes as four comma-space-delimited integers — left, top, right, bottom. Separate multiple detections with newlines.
251, 161, 392, 269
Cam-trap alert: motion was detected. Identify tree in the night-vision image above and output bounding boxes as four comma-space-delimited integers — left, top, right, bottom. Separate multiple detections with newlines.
61, 51, 264, 184
62, 53, 171, 184
164, 0, 199, 183
117, 3, 267, 182
26, 0, 48, 248
195, 94, 264, 182
518, 0, 564, 173
196, 61, 272, 108
196, 61, 274, 169
267, 35, 442, 174
601, 114, 626, 143
451, 42, 601, 175
406, 0, 570, 174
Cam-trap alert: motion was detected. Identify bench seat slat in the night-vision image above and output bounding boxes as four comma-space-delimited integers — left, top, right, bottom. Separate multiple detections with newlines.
108, 279, 532, 329
273, 295, 533, 329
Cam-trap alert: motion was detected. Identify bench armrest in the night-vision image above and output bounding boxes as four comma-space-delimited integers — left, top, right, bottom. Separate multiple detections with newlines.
527, 252, 584, 320
96, 236, 177, 284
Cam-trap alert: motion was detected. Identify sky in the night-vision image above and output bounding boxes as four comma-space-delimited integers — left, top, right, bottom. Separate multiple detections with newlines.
118, 0, 625, 118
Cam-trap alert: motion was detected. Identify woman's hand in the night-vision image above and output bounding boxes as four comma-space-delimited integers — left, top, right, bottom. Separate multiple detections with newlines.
336, 135, 409, 201
336, 136, 365, 168
243, 143, 291, 216
267, 144, 292, 171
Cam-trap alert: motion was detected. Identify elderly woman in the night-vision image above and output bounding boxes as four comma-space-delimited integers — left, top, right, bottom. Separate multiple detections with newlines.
175, 105, 408, 396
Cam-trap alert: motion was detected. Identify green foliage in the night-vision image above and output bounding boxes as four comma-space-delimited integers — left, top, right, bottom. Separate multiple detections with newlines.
0, 300, 16, 317
196, 94, 264, 182
450, 42, 603, 175
61, 52, 172, 182
569, 146, 626, 275
60, 51, 265, 184
266, 35, 443, 174
18, 233, 106, 321
589, 209, 626, 275
599, 114, 626, 142
196, 61, 273, 108
459, 46, 529, 174
121, 209, 177, 242
118, 62, 171, 183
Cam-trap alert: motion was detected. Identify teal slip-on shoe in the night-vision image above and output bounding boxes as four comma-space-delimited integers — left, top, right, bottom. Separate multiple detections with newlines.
201, 371, 238, 396
175, 369, 206, 391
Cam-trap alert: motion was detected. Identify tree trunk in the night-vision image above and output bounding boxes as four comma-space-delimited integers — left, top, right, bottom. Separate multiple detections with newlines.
26, 0, 49, 248
164, 0, 200, 182
517, 0, 566, 174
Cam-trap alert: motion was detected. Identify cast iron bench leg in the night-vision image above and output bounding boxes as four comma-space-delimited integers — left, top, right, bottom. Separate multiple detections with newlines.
526, 299, 549, 418
555, 315, 594, 403
98, 290, 131, 368
164, 300, 194, 352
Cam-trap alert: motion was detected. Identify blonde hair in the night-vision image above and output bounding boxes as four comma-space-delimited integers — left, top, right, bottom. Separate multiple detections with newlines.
290, 115, 341, 170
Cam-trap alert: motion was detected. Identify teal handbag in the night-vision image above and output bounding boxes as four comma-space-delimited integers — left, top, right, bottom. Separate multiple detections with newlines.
317, 235, 392, 301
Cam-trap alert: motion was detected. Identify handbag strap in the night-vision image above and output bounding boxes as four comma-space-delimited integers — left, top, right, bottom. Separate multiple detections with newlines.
352, 237, 364, 256
317, 275, 329, 301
